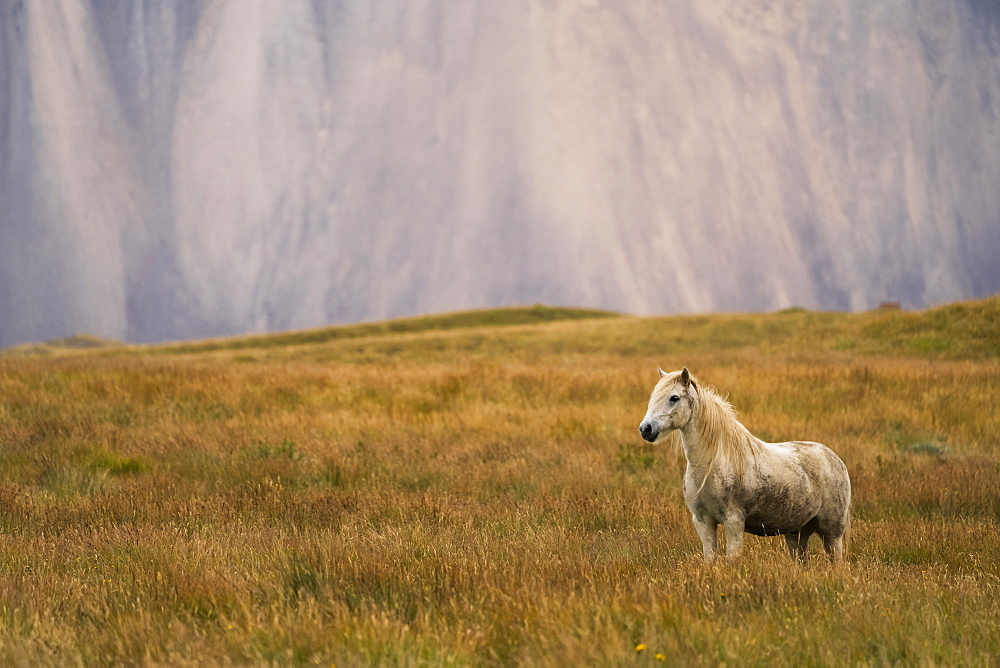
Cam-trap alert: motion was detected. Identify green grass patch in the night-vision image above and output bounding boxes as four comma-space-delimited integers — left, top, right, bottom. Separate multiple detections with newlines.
616, 442, 656, 473
77, 446, 151, 475
157, 305, 621, 354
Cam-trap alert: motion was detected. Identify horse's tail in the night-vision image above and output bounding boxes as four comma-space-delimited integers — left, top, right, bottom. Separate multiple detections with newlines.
839, 461, 853, 562
842, 504, 852, 557
836, 496, 852, 563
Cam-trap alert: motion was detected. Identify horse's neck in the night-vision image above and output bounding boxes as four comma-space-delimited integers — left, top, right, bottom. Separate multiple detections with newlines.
679, 404, 756, 482
679, 417, 715, 476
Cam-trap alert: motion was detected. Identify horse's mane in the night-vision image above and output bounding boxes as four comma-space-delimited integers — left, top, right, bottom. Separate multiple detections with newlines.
691, 379, 761, 485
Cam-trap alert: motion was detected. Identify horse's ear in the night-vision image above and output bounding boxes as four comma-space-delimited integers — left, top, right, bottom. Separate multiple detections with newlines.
680, 367, 691, 387
657, 367, 667, 378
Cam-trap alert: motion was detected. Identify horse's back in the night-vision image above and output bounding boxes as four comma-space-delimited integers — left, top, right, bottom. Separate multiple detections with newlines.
784, 441, 850, 484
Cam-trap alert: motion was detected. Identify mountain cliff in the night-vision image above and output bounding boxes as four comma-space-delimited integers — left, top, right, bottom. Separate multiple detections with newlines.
2, 0, 999, 346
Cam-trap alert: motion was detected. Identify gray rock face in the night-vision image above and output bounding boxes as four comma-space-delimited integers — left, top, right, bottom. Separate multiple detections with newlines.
2, 1, 998, 345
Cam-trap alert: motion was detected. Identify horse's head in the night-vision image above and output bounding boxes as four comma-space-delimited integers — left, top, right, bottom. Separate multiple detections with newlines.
639, 366, 696, 442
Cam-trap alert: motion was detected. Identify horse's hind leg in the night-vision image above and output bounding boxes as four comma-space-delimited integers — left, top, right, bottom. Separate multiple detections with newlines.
784, 531, 812, 563
822, 534, 844, 563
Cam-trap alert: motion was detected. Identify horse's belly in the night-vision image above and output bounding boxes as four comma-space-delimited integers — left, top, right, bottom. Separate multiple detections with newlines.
743, 517, 807, 537
743, 493, 820, 536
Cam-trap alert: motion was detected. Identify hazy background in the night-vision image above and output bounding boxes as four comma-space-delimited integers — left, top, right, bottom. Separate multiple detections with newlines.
1, 0, 999, 347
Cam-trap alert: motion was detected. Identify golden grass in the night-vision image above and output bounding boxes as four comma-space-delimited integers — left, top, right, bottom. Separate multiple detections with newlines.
0, 297, 998, 665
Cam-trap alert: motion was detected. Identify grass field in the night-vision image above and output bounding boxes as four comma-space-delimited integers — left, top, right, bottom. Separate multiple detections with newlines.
1, 299, 998, 666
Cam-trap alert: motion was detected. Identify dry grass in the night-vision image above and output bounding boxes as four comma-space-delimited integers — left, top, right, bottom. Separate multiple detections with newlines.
0, 298, 998, 665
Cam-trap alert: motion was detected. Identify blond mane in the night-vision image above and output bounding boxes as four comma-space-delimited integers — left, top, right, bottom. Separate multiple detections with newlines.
691, 381, 761, 485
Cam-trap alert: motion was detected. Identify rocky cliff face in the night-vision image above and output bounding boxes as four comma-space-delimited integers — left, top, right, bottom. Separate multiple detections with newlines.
2, 0, 998, 346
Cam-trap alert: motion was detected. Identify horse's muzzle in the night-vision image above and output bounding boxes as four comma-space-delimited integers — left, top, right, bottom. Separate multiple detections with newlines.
639, 420, 659, 442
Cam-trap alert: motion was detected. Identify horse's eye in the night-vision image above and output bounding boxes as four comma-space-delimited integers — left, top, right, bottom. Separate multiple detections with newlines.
670, 394, 680, 403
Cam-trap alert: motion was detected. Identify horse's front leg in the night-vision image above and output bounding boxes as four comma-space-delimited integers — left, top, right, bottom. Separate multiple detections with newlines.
691, 515, 719, 562
722, 514, 745, 559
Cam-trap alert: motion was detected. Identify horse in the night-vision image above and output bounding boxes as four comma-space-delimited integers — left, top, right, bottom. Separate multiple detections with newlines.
638, 367, 851, 563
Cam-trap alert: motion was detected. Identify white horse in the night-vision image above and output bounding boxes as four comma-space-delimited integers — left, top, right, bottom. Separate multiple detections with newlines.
639, 367, 851, 563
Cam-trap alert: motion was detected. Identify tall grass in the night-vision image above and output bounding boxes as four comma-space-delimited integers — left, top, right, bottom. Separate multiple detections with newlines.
0, 297, 998, 665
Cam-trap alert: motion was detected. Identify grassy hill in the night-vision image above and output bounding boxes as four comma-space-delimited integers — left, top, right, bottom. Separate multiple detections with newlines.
0, 297, 997, 665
